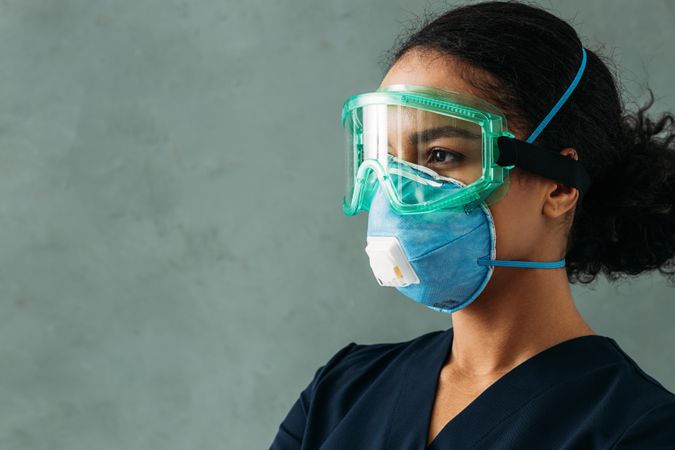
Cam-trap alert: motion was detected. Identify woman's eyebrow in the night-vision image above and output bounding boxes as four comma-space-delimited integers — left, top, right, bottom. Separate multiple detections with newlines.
408, 125, 482, 144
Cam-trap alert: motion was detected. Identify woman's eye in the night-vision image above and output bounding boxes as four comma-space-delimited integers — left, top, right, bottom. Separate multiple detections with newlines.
429, 148, 462, 163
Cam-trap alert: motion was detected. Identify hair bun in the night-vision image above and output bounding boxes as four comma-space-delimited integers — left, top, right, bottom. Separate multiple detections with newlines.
567, 90, 675, 283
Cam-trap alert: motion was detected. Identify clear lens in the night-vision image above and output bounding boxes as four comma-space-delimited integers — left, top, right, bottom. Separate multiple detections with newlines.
345, 104, 484, 208
367, 104, 483, 186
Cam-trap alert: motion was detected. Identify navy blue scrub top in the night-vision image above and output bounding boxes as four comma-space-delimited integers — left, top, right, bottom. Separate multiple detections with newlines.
269, 327, 675, 449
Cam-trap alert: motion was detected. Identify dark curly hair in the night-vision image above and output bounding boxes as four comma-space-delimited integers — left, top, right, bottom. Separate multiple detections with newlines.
384, 0, 675, 284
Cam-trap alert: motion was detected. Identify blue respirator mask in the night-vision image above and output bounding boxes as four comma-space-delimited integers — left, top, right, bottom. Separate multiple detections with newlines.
341, 47, 591, 314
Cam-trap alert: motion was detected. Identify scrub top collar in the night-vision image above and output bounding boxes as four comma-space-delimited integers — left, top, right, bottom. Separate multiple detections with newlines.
385, 327, 624, 449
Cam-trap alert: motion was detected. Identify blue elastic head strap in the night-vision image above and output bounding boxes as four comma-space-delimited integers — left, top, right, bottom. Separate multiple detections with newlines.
526, 47, 588, 144
478, 256, 567, 269
484, 47, 589, 270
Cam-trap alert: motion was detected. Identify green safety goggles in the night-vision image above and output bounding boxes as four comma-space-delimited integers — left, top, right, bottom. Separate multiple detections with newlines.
340, 50, 591, 215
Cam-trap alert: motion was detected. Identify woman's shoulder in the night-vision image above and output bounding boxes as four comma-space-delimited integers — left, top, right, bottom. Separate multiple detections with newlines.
605, 341, 675, 449
269, 330, 449, 449
313, 327, 450, 385
604, 337, 675, 401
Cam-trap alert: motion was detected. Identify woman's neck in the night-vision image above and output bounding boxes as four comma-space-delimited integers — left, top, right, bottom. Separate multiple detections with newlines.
448, 266, 595, 377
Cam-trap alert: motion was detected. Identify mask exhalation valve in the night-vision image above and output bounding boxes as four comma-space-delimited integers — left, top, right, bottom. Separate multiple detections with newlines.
365, 236, 420, 287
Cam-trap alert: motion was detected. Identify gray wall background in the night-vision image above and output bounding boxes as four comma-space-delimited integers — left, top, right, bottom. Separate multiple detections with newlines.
0, 0, 673, 449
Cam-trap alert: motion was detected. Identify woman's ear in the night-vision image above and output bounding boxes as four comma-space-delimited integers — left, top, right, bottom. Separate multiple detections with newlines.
542, 148, 580, 219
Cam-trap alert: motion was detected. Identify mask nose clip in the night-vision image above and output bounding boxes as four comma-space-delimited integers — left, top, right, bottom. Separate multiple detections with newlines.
365, 236, 420, 287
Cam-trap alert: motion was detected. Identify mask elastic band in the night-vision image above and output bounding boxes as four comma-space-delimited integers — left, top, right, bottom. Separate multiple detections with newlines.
526, 47, 588, 143
477, 256, 566, 269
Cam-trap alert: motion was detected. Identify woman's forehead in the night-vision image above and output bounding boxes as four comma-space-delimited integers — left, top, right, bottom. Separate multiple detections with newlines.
379, 49, 483, 99
379, 49, 525, 139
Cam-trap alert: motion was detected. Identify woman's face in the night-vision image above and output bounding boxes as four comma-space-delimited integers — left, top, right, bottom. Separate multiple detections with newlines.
379, 49, 566, 265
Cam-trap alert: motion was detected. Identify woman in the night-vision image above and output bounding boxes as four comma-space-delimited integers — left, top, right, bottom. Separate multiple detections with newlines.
270, 2, 675, 449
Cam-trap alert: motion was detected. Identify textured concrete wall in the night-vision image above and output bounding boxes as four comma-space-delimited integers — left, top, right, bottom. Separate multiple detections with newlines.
0, 0, 673, 449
